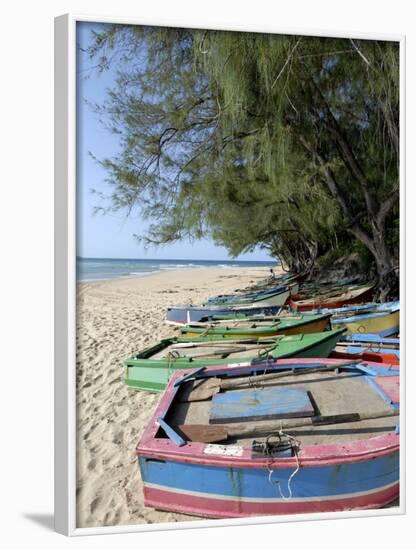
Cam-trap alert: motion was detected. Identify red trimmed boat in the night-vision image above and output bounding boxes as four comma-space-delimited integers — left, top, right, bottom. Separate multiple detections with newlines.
330, 349, 399, 366
289, 284, 375, 312
137, 358, 399, 518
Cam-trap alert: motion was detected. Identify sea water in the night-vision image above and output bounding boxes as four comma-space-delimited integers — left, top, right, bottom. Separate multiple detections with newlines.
77, 257, 277, 282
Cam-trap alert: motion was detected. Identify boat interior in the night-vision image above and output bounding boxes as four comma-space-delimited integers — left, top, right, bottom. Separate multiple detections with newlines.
292, 284, 373, 303
149, 340, 281, 361
158, 368, 398, 453
183, 315, 321, 330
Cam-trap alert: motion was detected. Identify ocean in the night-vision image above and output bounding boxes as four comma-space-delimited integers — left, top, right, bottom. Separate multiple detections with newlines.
77, 257, 277, 282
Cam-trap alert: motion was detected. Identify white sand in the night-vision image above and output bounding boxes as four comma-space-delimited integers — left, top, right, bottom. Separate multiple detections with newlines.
76, 266, 276, 527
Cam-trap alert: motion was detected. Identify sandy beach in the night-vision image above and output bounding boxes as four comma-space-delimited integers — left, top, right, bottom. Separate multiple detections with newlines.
76, 265, 275, 527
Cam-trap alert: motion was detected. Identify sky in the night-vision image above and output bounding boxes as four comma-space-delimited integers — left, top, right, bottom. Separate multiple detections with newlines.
76, 22, 273, 262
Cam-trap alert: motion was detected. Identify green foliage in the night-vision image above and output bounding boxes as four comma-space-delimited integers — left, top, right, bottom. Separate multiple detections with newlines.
85, 26, 399, 278
351, 241, 376, 272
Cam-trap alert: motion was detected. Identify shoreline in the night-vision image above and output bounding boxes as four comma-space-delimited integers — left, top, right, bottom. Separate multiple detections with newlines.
76, 265, 278, 527
77, 264, 279, 285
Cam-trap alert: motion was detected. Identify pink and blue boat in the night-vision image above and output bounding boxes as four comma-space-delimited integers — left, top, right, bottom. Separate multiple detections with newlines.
136, 358, 399, 518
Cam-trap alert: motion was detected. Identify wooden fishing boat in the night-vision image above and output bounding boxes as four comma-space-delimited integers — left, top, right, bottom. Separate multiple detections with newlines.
342, 347, 399, 359
334, 331, 400, 360
167, 303, 284, 325
300, 276, 362, 289
288, 281, 359, 301
343, 334, 400, 345
207, 286, 283, 304
206, 283, 299, 306
330, 349, 400, 365
331, 302, 399, 336
124, 329, 345, 392
302, 301, 397, 317
137, 358, 399, 518
198, 312, 290, 323
333, 342, 399, 361
209, 276, 298, 298
289, 284, 375, 312
207, 284, 298, 307
247, 272, 305, 292
179, 313, 331, 339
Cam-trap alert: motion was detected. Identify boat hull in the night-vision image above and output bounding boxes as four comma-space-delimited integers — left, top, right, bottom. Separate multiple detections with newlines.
181, 314, 331, 339
140, 453, 399, 518
237, 289, 291, 306
332, 310, 399, 336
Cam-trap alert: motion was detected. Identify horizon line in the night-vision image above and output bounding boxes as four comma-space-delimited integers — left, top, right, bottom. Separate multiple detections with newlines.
77, 255, 277, 263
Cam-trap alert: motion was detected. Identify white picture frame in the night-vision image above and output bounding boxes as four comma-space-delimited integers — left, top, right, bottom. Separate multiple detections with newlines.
54, 13, 406, 536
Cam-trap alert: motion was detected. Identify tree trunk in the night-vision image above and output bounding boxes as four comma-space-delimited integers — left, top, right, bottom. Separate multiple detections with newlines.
277, 231, 317, 275
371, 228, 399, 301
297, 137, 399, 300
349, 221, 398, 301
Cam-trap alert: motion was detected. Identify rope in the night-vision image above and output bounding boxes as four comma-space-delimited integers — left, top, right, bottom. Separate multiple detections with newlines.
266, 425, 301, 500
256, 335, 284, 375
248, 374, 261, 389
256, 352, 273, 377
199, 326, 214, 338
166, 350, 180, 378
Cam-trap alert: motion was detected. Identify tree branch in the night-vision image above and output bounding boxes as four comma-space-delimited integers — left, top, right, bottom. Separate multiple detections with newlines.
310, 79, 379, 217
298, 134, 376, 256
376, 186, 399, 228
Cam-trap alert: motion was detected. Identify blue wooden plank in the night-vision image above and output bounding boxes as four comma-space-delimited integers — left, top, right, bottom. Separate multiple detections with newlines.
209, 388, 314, 424
157, 417, 186, 446
378, 326, 400, 337
173, 366, 206, 387
364, 378, 400, 410
354, 364, 379, 376
343, 334, 400, 344
354, 364, 398, 377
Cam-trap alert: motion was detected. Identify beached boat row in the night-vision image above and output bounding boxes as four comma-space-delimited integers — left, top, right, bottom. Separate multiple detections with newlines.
124, 270, 400, 519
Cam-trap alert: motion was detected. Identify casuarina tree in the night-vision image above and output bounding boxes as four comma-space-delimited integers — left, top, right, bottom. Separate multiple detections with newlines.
85, 26, 399, 299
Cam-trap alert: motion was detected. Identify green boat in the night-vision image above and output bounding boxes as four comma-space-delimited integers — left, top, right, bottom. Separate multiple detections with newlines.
180, 313, 331, 340
124, 328, 345, 392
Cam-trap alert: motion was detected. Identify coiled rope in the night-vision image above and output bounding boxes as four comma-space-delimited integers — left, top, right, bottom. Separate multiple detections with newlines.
266, 427, 301, 500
